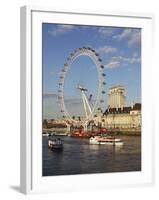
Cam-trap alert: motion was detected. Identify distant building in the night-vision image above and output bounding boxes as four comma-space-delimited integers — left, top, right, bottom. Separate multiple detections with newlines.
108, 85, 126, 109
94, 103, 141, 131
94, 84, 141, 132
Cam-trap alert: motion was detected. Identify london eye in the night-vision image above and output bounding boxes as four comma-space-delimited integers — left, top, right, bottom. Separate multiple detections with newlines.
58, 47, 106, 127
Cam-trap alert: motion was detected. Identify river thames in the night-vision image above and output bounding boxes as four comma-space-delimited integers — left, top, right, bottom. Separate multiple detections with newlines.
42, 135, 141, 176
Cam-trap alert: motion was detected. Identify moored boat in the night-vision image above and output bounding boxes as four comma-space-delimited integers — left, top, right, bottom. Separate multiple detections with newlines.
43, 133, 49, 136
48, 138, 63, 150
71, 131, 91, 138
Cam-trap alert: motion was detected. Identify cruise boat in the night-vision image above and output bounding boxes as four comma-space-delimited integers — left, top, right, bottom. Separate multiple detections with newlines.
48, 138, 63, 150
89, 136, 123, 146
89, 136, 101, 144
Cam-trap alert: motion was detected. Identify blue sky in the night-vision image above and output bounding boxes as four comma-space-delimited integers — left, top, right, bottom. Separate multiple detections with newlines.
42, 23, 141, 119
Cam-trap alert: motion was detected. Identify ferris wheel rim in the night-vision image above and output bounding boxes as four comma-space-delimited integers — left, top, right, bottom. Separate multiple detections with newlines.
58, 47, 105, 123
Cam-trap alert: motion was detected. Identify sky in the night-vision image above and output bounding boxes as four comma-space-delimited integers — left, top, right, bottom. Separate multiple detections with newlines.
42, 23, 141, 119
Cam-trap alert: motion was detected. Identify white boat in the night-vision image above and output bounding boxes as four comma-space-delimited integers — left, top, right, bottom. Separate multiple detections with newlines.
89, 136, 101, 144
89, 136, 123, 146
48, 138, 63, 150
43, 133, 49, 136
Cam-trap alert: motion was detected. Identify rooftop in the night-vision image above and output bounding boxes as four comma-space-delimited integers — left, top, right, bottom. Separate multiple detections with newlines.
103, 103, 141, 115
110, 85, 125, 90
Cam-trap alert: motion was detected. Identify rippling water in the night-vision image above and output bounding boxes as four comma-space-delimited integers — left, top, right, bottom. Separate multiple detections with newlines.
42, 135, 141, 176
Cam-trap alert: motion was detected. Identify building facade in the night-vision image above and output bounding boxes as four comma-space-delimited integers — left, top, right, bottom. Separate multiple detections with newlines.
94, 103, 141, 131
108, 85, 126, 109
94, 85, 141, 132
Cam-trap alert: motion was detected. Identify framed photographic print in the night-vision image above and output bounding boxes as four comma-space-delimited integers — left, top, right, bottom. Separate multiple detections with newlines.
20, 6, 154, 194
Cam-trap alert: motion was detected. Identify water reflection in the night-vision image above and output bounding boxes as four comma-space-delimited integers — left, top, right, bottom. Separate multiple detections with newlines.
43, 135, 141, 176
104, 144, 123, 152
89, 144, 100, 150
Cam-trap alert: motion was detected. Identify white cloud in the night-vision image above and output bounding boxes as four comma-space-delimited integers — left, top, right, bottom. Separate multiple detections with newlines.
113, 29, 133, 40
104, 55, 141, 69
98, 27, 115, 37
48, 25, 75, 36
97, 45, 118, 54
113, 28, 141, 47
105, 60, 121, 69
113, 56, 141, 64
128, 32, 141, 47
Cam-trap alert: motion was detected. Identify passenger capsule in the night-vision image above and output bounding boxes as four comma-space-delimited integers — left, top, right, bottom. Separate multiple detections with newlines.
98, 58, 102, 62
